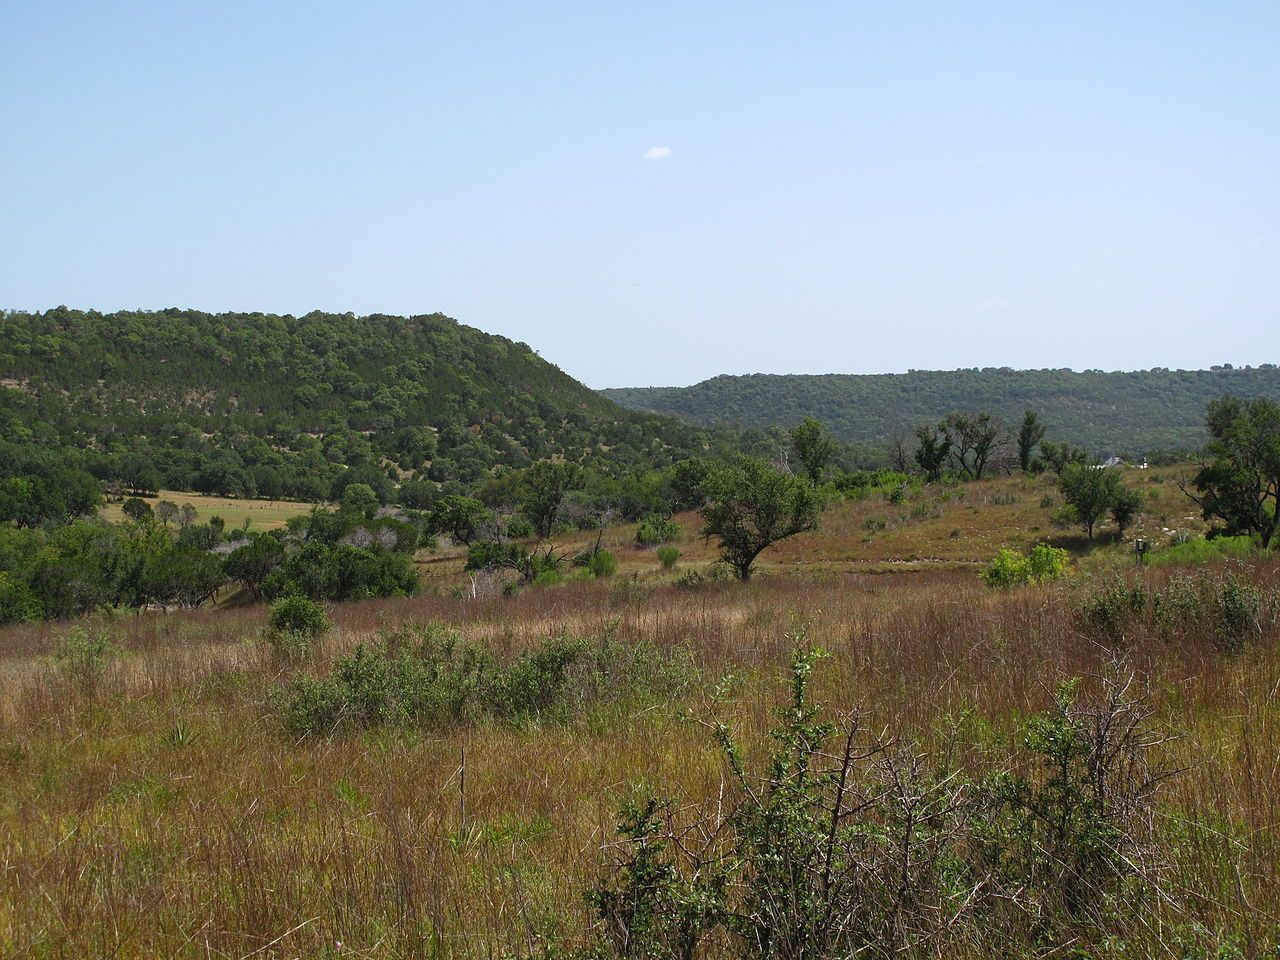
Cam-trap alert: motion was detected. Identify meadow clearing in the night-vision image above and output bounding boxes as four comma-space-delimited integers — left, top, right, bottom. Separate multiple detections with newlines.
3, 469, 1276, 959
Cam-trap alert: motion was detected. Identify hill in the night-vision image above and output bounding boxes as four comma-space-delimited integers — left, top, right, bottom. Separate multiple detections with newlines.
0, 307, 719, 501
602, 366, 1280, 455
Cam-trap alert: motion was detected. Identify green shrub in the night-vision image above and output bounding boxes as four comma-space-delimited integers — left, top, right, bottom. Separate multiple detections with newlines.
656, 545, 679, 569
588, 550, 618, 578
634, 514, 680, 547
54, 627, 118, 685
1214, 575, 1263, 651
1082, 579, 1147, 638
1143, 535, 1254, 567
586, 650, 1168, 959
982, 544, 1069, 588
279, 624, 695, 736
268, 595, 330, 638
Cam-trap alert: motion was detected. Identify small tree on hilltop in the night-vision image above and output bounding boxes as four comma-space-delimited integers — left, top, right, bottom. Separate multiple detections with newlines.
789, 417, 837, 483
698, 458, 824, 582
1058, 464, 1121, 540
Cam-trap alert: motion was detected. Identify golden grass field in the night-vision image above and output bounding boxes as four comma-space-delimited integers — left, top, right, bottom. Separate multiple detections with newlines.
102, 490, 316, 531
3, 469, 1276, 959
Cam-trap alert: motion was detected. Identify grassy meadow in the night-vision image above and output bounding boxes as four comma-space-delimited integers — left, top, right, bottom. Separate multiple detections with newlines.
3, 469, 1278, 958
102, 490, 316, 531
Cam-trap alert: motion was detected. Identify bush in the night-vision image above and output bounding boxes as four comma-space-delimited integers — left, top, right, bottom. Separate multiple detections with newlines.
588, 550, 618, 578
266, 595, 330, 659
279, 624, 695, 735
656, 545, 680, 569
1082, 579, 1148, 639
585, 649, 1168, 959
634, 514, 680, 547
268, 595, 330, 638
54, 627, 118, 686
1215, 574, 1263, 651
982, 544, 1069, 588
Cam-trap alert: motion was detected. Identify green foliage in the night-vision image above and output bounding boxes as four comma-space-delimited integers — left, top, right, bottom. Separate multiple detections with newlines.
982, 544, 1069, 588
427, 495, 494, 545
634, 513, 680, 546
54, 627, 119, 686
267, 595, 330, 639
788, 417, 836, 482
1187, 396, 1280, 548
279, 625, 694, 735
603, 367, 1280, 456
656, 545, 680, 569
520, 460, 582, 537
588, 550, 618, 578
698, 458, 825, 582
262, 541, 418, 602
0, 307, 723, 505
1059, 465, 1123, 540
586, 649, 1169, 959
1082, 580, 1149, 639
1143, 535, 1254, 567
121, 497, 154, 522
1109, 486, 1144, 538
1017, 410, 1046, 472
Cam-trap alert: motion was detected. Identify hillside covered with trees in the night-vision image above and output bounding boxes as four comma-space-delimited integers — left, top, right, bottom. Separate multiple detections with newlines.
0, 307, 721, 501
603, 366, 1280, 455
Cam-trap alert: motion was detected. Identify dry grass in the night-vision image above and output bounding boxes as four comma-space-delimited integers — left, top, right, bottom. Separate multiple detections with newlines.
103, 490, 316, 530
2, 546, 1278, 958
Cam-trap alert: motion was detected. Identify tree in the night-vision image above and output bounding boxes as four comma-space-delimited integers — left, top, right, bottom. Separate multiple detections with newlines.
789, 418, 836, 483
1058, 464, 1121, 540
698, 458, 824, 582
519, 460, 581, 538
1040, 439, 1088, 475
340, 482, 380, 518
427, 495, 494, 545
156, 500, 179, 526
1017, 411, 1046, 473
913, 424, 951, 481
122, 497, 154, 523
944, 413, 1005, 480
1110, 486, 1143, 539
224, 534, 284, 600
1184, 396, 1280, 548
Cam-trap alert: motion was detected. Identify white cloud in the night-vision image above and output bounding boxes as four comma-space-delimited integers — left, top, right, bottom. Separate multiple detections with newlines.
643, 146, 672, 161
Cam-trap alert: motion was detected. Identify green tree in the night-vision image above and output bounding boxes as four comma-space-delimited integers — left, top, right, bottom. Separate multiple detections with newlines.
1017, 410, 1046, 473
224, 534, 284, 601
788, 418, 836, 483
428, 495, 494, 545
1185, 396, 1280, 548
519, 460, 582, 538
913, 423, 951, 481
122, 497, 154, 523
944, 412, 1005, 480
1058, 464, 1121, 540
698, 458, 824, 581
1110, 486, 1143, 539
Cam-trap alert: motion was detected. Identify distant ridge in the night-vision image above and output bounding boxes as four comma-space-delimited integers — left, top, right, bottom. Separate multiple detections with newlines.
601, 366, 1280, 455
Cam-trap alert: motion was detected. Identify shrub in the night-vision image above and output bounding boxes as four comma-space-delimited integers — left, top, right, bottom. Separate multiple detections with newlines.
278, 624, 695, 735
54, 627, 118, 686
1082, 579, 1147, 639
656, 545, 679, 569
588, 550, 618, 578
1214, 574, 1262, 651
585, 649, 1169, 959
268, 595, 330, 638
265, 595, 330, 659
982, 544, 1069, 588
635, 514, 681, 547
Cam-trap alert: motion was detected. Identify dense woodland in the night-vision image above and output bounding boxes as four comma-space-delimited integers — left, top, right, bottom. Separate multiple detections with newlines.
603, 366, 1280, 455
0, 307, 727, 501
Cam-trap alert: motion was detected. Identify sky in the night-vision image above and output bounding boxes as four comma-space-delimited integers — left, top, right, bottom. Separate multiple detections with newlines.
1, 2, 1277, 388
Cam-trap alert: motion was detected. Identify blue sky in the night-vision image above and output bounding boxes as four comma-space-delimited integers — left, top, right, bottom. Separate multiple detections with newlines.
2, 2, 1276, 387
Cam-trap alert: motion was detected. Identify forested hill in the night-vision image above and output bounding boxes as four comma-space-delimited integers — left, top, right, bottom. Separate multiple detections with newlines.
602, 367, 1280, 455
0, 307, 715, 500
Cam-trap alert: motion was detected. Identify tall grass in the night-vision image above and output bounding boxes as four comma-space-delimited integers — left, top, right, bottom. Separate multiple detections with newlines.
1, 556, 1278, 957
